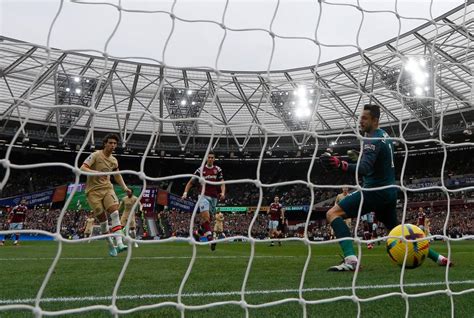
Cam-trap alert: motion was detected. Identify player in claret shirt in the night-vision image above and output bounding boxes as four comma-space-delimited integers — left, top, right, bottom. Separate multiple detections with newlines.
267, 196, 284, 246
1, 199, 28, 246
183, 151, 225, 251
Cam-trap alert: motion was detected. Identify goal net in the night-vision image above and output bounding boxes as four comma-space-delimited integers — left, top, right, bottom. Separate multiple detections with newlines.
0, 0, 473, 317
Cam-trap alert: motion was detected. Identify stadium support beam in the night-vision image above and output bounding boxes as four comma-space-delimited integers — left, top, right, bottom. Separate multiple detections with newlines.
206, 72, 240, 147
123, 65, 141, 143
413, 32, 472, 76
312, 69, 358, 123
183, 70, 189, 88
231, 75, 261, 126
0, 47, 37, 76
83, 61, 119, 129
437, 79, 472, 108
1, 53, 67, 121
123, 70, 164, 145
441, 17, 474, 42
336, 61, 399, 122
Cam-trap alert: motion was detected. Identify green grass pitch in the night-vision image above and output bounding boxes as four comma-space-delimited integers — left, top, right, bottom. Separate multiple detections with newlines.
0, 240, 473, 317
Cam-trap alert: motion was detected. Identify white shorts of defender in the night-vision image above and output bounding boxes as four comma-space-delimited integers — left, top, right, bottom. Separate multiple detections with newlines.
198, 195, 218, 214
9, 223, 24, 230
268, 220, 279, 230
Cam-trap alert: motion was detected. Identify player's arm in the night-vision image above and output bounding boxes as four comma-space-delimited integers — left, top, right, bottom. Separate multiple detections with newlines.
112, 167, 131, 195
183, 169, 200, 199
220, 180, 226, 200
320, 141, 380, 176
218, 167, 225, 200
80, 153, 96, 173
182, 179, 194, 199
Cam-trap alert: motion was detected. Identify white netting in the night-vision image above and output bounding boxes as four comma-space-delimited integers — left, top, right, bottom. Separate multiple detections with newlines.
0, 0, 473, 317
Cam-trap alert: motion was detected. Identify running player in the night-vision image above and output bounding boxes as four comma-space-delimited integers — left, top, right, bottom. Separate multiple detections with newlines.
81, 133, 131, 257
183, 151, 225, 251
119, 190, 143, 248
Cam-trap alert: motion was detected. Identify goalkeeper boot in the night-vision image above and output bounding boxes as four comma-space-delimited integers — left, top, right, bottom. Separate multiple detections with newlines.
116, 243, 128, 254
437, 256, 454, 267
328, 255, 358, 272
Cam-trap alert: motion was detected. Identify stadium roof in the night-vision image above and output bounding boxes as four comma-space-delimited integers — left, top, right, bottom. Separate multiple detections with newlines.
0, 2, 472, 153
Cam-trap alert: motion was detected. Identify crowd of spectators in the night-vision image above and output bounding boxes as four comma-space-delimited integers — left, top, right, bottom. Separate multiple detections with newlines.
1, 147, 472, 241
1, 203, 472, 241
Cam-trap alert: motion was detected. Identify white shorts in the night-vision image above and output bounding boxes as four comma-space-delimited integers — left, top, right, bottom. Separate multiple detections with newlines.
9, 223, 24, 231
268, 220, 279, 230
198, 195, 218, 214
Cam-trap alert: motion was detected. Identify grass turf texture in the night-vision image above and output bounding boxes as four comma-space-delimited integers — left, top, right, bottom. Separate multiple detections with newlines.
0, 240, 472, 317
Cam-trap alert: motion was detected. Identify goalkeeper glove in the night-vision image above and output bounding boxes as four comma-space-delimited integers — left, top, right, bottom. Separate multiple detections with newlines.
347, 150, 360, 162
320, 152, 348, 172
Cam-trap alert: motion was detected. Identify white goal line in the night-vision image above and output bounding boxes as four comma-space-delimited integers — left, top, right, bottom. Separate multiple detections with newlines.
1, 280, 473, 305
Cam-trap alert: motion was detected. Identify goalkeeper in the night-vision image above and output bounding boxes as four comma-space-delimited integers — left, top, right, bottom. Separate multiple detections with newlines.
321, 104, 452, 271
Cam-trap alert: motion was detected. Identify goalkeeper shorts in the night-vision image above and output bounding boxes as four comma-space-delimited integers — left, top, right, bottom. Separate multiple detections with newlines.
338, 188, 398, 227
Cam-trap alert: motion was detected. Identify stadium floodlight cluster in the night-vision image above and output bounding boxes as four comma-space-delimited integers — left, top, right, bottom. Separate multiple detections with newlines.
378, 57, 435, 124
0, 0, 473, 317
162, 87, 209, 147
270, 87, 318, 130
56, 73, 100, 106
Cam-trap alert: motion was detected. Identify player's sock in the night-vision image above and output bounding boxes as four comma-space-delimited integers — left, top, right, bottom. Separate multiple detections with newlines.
428, 248, 440, 262
100, 221, 115, 248
331, 217, 355, 258
436, 255, 454, 267
364, 232, 371, 240
201, 220, 212, 238
110, 211, 124, 246
130, 229, 138, 247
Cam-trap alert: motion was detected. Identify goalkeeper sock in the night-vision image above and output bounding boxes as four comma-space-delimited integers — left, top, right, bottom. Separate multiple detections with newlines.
110, 211, 124, 245
331, 217, 355, 258
100, 221, 114, 247
130, 229, 136, 239
428, 248, 440, 262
